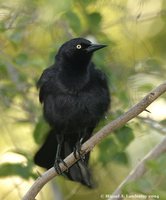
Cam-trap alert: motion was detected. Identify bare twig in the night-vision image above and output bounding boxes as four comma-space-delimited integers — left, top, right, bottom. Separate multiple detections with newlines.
22, 81, 166, 200
110, 136, 166, 200
137, 116, 166, 135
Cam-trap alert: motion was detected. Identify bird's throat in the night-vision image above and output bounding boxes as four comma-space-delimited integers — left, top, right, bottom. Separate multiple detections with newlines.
58, 64, 90, 92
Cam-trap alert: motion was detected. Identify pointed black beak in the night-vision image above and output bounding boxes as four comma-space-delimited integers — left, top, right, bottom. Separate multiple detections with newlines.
86, 44, 107, 53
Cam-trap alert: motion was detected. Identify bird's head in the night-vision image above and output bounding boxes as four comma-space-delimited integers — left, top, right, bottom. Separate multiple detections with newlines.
56, 38, 106, 68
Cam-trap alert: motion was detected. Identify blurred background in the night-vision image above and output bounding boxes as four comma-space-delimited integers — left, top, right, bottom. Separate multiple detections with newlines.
0, 0, 166, 199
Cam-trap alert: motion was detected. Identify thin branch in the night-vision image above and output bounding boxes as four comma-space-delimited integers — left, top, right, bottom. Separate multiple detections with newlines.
22, 81, 166, 200
110, 136, 166, 200
137, 116, 166, 135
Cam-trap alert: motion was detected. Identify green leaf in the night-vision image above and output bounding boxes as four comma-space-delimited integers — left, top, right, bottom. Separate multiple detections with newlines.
76, 0, 97, 6
147, 154, 166, 176
88, 12, 102, 31
33, 117, 49, 144
98, 136, 119, 165
115, 126, 134, 149
0, 163, 32, 180
112, 152, 129, 165
14, 53, 28, 65
65, 11, 81, 33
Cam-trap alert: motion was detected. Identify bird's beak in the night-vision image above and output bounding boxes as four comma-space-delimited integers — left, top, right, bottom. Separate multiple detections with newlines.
86, 44, 107, 53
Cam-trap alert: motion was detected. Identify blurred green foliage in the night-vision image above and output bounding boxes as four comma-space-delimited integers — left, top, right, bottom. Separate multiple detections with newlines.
123, 154, 166, 199
0, 0, 166, 199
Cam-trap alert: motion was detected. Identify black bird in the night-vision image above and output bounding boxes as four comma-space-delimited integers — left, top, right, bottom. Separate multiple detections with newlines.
34, 38, 110, 188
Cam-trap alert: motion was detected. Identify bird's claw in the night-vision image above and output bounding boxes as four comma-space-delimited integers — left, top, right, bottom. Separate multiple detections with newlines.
54, 158, 68, 174
73, 141, 85, 161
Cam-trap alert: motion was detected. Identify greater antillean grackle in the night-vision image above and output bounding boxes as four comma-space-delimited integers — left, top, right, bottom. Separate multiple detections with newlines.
34, 38, 110, 188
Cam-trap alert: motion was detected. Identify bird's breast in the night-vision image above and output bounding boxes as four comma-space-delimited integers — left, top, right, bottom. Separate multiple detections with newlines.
44, 88, 107, 130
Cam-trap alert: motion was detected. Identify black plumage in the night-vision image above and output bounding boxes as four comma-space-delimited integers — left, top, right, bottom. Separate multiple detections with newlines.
34, 38, 110, 188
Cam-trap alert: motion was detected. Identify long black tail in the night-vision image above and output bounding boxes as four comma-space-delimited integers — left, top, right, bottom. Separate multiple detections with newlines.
34, 130, 94, 188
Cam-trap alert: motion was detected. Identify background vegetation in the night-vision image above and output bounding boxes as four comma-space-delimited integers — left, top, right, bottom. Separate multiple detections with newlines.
0, 0, 166, 199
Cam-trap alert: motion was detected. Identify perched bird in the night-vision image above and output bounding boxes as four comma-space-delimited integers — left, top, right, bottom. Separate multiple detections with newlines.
34, 38, 110, 188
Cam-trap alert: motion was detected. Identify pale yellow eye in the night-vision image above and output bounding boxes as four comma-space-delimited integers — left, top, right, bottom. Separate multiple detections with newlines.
76, 44, 82, 49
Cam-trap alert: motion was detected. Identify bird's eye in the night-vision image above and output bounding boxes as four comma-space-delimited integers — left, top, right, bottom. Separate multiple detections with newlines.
76, 44, 82, 49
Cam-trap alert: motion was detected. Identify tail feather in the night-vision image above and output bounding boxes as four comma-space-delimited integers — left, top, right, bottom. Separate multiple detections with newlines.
34, 130, 57, 169
34, 130, 94, 188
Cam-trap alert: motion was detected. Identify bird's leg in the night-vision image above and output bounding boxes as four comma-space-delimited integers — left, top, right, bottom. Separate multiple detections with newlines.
73, 130, 87, 161
54, 135, 68, 174
73, 138, 83, 160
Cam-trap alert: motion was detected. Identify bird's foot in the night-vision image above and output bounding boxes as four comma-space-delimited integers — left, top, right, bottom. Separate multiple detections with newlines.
54, 158, 68, 174
73, 140, 85, 161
